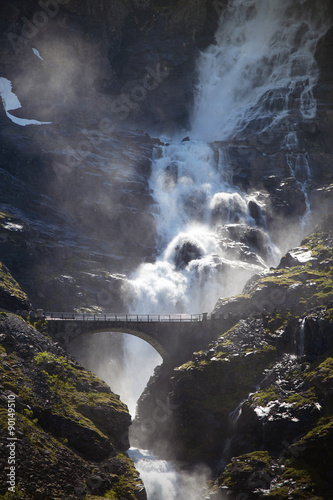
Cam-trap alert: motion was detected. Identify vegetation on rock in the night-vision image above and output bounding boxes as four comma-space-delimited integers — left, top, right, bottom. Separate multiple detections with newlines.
0, 262, 30, 312
0, 312, 146, 500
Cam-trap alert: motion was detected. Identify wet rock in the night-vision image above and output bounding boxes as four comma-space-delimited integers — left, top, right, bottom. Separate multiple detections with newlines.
278, 247, 316, 268
164, 163, 178, 190
248, 199, 262, 224
174, 239, 203, 268
211, 192, 247, 225
217, 224, 271, 263
269, 177, 307, 218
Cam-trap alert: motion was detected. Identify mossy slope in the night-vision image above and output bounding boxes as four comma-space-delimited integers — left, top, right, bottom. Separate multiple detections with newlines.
0, 313, 146, 500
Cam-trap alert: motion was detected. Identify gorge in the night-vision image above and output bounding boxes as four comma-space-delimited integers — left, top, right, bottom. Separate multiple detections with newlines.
1, 0, 333, 499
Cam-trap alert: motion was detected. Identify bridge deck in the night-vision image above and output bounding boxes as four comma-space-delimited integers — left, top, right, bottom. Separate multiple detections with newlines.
45, 312, 205, 322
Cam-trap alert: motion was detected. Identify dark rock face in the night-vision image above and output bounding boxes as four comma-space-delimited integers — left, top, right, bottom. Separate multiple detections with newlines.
174, 239, 203, 268
0, 121, 159, 310
0, 311, 146, 499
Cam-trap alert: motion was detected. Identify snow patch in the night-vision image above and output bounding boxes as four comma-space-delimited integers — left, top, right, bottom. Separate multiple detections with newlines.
289, 248, 314, 263
0, 77, 51, 126
3, 222, 24, 232
32, 48, 44, 61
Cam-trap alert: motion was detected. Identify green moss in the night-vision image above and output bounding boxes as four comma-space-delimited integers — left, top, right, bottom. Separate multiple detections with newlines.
222, 451, 272, 489
101, 453, 144, 500
0, 351, 28, 396
0, 262, 29, 304
305, 356, 333, 387
0, 488, 25, 499
266, 460, 326, 499
285, 388, 317, 408
253, 385, 279, 405
297, 416, 333, 446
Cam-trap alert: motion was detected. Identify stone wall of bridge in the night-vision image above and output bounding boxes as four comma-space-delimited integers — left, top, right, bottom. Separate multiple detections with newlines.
47, 318, 225, 364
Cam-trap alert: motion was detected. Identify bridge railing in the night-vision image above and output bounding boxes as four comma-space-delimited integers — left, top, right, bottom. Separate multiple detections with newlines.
44, 312, 205, 322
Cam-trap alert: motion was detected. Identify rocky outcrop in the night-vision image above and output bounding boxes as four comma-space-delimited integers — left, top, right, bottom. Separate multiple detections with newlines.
0, 261, 30, 312
0, 311, 146, 499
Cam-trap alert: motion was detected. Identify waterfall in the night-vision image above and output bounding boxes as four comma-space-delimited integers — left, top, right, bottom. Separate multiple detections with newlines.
125, 0, 328, 314
128, 448, 210, 500
191, 0, 329, 141
298, 317, 306, 357
112, 1, 329, 497
219, 401, 245, 469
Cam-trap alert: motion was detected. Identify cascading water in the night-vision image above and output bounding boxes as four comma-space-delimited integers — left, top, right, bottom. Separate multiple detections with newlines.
191, 0, 328, 141
114, 1, 330, 497
125, 0, 329, 314
124, 140, 276, 313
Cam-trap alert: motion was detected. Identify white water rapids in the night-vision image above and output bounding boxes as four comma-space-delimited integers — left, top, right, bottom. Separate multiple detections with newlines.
71, 1, 330, 498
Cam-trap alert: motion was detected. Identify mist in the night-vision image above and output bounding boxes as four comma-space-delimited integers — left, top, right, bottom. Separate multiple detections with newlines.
68, 332, 161, 417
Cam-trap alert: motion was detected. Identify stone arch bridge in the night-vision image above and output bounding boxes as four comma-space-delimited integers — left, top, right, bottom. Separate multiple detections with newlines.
46, 312, 224, 364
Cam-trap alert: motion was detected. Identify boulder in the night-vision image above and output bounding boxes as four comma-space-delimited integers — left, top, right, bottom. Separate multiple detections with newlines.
174, 239, 203, 268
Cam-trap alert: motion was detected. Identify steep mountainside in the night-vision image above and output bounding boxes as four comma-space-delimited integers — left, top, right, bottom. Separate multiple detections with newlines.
0, 268, 145, 500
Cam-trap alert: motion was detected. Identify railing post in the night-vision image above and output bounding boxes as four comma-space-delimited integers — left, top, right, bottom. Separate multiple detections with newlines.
202, 312, 208, 321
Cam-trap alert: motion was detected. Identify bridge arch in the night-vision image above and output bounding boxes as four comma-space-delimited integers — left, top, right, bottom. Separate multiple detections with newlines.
66, 327, 168, 360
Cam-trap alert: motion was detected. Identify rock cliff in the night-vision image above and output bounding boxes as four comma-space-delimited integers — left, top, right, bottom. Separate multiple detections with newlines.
0, 268, 146, 500
0, 0, 222, 311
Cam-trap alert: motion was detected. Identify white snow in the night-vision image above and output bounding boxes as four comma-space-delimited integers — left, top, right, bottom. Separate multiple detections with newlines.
32, 48, 44, 61
3, 222, 24, 232
0, 77, 51, 126
289, 248, 314, 264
